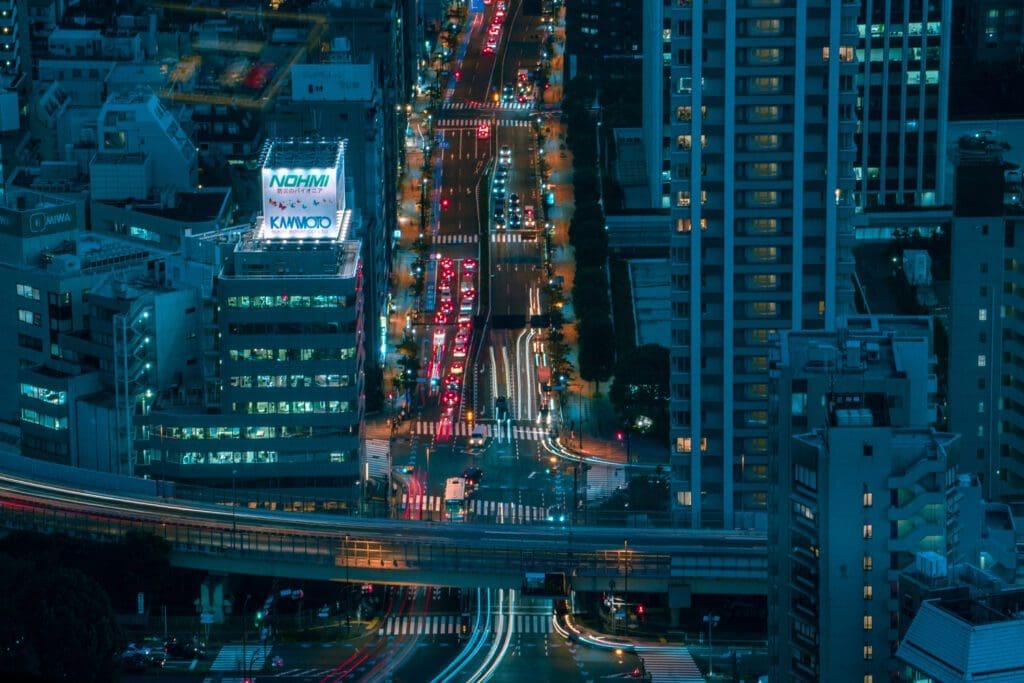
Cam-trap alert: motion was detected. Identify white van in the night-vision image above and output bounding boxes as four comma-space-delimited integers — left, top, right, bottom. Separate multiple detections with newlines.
469, 426, 486, 447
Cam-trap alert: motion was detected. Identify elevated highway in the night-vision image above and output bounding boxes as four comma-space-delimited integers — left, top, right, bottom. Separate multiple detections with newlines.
0, 461, 768, 596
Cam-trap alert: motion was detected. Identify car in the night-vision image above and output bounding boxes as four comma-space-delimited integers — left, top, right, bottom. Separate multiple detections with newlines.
463, 291, 476, 304
441, 390, 460, 407
439, 282, 451, 296
509, 192, 520, 206
460, 280, 474, 293
524, 205, 536, 228
499, 145, 512, 159
449, 361, 465, 375
494, 217, 506, 230
121, 644, 166, 669
455, 331, 470, 345
440, 257, 455, 270
462, 258, 478, 272
444, 374, 462, 390
508, 215, 522, 229
433, 310, 450, 325
457, 314, 473, 328
165, 637, 206, 660
488, 25, 500, 37
483, 45, 494, 55
495, 8, 505, 18
495, 396, 508, 417
462, 467, 484, 485
546, 505, 567, 523
453, 344, 468, 358
439, 302, 455, 316
486, 38, 498, 50
477, 123, 491, 139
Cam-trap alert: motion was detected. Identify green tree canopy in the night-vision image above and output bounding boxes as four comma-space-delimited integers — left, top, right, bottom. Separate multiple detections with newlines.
610, 344, 670, 437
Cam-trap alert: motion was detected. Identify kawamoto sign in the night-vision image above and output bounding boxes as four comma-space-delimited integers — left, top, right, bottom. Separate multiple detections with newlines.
261, 167, 339, 236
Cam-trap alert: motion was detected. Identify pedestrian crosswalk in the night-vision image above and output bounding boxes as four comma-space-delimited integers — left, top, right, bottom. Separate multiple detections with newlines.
413, 419, 549, 441
438, 118, 533, 128
634, 646, 705, 683
400, 493, 547, 523
209, 644, 268, 672
491, 232, 538, 243
431, 233, 479, 244
382, 613, 551, 635
445, 101, 535, 111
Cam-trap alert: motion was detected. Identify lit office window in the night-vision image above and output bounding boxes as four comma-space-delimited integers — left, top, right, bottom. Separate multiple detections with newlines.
863, 645, 873, 660
979, 308, 988, 321
863, 524, 873, 539
749, 134, 781, 150
978, 355, 987, 367
863, 491, 873, 507
863, 615, 873, 630
863, 555, 873, 571
863, 585, 873, 600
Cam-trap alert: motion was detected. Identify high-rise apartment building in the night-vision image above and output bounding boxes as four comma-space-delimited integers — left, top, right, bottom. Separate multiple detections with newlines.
667, 1, 859, 528
768, 315, 958, 682
854, 0, 952, 209
947, 148, 1024, 501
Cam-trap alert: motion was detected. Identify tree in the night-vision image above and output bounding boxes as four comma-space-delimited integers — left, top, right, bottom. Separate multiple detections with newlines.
578, 316, 615, 382
610, 345, 670, 438
0, 559, 123, 683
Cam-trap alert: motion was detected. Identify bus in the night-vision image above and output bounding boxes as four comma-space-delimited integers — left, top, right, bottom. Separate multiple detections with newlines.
444, 477, 467, 521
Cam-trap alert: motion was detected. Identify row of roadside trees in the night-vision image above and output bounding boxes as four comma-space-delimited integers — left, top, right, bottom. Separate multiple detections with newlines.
562, 75, 615, 384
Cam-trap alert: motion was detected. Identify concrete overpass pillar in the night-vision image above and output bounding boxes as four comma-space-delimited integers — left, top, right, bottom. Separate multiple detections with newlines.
199, 575, 228, 624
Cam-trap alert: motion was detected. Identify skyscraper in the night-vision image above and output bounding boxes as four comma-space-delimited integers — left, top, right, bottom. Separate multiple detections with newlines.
854, 0, 952, 209
668, 1, 859, 528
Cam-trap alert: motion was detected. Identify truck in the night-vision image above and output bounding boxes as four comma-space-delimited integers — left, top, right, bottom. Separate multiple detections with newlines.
444, 477, 467, 521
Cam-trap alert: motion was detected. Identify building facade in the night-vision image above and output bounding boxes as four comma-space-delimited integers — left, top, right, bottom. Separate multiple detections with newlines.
768, 316, 956, 682
854, 0, 952, 209
667, 1, 859, 528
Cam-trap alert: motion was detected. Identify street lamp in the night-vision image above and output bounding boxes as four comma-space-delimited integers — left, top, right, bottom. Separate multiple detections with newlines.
343, 534, 351, 633
703, 613, 720, 677
231, 469, 238, 549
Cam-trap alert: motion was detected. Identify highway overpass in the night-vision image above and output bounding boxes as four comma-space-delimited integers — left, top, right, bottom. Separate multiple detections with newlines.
0, 454, 768, 596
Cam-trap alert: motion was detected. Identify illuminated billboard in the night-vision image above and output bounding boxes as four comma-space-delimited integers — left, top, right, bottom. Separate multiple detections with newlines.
261, 167, 339, 236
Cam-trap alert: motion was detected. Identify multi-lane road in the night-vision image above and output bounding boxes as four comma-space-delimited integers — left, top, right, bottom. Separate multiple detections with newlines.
393, 0, 563, 530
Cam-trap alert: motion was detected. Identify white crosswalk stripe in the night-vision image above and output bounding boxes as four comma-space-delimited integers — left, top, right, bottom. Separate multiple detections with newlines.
382, 613, 551, 635
490, 232, 538, 243
497, 119, 532, 127
634, 646, 705, 683
400, 494, 546, 523
413, 420, 548, 441
431, 233, 479, 244
209, 644, 268, 671
438, 117, 532, 129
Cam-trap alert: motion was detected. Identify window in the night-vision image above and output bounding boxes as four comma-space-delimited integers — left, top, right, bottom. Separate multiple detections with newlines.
750, 18, 782, 35
864, 676, 873, 683
863, 491, 873, 507
749, 134, 781, 150
748, 246, 779, 263
750, 302, 778, 317
863, 555, 873, 571
863, 614, 873, 630
979, 402, 986, 413
978, 354, 987, 367
677, 437, 692, 453
748, 162, 780, 178
747, 274, 778, 290
979, 308, 988, 321
863, 644, 873, 660
16, 284, 40, 300
677, 191, 691, 207
750, 76, 781, 94
17, 309, 40, 326
748, 218, 779, 234
749, 47, 781, 64
749, 105, 781, 122
863, 585, 873, 600
676, 490, 692, 506
677, 217, 708, 233
863, 443, 873, 456
749, 191, 780, 207
863, 524, 873, 539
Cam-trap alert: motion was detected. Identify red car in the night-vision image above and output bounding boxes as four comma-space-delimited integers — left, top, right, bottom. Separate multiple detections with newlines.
441, 390, 460, 408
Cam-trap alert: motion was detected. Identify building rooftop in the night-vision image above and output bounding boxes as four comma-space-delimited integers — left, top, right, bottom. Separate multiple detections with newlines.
260, 137, 346, 171
898, 596, 1024, 682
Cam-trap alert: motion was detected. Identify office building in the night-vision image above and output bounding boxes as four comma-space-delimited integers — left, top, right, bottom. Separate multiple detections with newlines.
139, 139, 365, 491
854, 0, 952, 209
896, 577, 1024, 681
767, 316, 957, 682
963, 0, 1024, 64
667, 1, 859, 528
